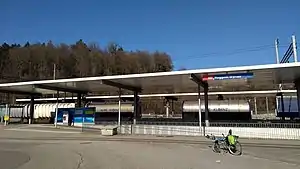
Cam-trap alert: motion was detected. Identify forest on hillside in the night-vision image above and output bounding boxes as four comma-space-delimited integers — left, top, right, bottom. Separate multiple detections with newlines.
0, 39, 177, 114
0, 39, 173, 82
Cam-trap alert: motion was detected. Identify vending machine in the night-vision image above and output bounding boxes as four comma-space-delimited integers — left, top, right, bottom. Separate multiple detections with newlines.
62, 111, 69, 124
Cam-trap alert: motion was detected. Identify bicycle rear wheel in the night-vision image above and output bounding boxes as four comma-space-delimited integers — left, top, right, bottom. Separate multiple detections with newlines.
212, 142, 221, 153
228, 141, 242, 155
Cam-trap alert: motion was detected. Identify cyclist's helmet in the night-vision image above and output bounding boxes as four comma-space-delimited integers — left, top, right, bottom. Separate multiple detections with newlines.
228, 129, 232, 135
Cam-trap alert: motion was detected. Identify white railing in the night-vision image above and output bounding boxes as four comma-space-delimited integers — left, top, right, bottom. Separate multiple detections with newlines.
117, 122, 300, 140
77, 121, 300, 140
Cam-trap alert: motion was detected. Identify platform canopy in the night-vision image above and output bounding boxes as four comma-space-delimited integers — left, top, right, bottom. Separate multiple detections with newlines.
0, 62, 300, 96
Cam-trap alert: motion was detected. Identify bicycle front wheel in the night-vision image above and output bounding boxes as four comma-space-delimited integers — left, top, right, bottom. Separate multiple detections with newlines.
228, 141, 242, 156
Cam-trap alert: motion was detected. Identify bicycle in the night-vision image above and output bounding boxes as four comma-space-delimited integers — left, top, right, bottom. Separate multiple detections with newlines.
206, 133, 242, 156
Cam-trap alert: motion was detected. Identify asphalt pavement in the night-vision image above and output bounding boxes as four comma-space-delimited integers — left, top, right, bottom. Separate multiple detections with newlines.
0, 124, 299, 169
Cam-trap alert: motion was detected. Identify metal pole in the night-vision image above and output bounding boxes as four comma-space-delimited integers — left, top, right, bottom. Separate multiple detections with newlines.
275, 96, 279, 116
295, 80, 300, 118
133, 91, 139, 125
166, 99, 169, 118
292, 35, 298, 62
266, 96, 269, 114
53, 64, 56, 98
53, 63, 56, 79
82, 108, 85, 131
55, 90, 59, 128
171, 100, 174, 117
275, 38, 283, 91
280, 94, 285, 120
4, 104, 8, 126
118, 88, 121, 131
204, 84, 209, 127
197, 85, 202, 132
254, 97, 257, 115
29, 95, 34, 124
275, 38, 280, 64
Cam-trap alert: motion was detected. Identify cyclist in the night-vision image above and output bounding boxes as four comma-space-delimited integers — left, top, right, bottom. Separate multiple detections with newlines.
227, 129, 237, 147
228, 129, 232, 136
226, 129, 233, 145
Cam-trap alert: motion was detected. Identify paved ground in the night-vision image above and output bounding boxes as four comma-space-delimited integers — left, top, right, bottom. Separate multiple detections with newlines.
0, 124, 299, 169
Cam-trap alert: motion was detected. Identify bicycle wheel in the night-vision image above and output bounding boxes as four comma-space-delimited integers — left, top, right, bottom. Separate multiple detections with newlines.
228, 141, 242, 156
212, 142, 221, 153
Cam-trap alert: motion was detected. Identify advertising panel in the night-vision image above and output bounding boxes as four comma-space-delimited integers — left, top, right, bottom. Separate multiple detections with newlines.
73, 107, 95, 124
202, 72, 254, 81
57, 107, 95, 125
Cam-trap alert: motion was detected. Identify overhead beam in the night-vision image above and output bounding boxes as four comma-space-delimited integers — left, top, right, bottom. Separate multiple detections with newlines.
189, 74, 208, 88
34, 84, 89, 94
165, 96, 178, 101
101, 80, 142, 92
0, 88, 42, 96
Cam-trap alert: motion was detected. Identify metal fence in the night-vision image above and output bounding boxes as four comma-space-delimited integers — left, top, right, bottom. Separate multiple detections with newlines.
135, 121, 300, 128
128, 122, 300, 140
79, 120, 300, 140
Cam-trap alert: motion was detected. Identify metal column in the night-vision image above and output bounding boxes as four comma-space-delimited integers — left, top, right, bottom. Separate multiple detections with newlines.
295, 80, 300, 117
77, 93, 82, 107
4, 104, 8, 126
190, 73, 208, 136
254, 97, 257, 115
133, 91, 139, 125
118, 88, 121, 131
29, 95, 34, 124
204, 84, 209, 127
165, 99, 170, 118
197, 84, 202, 129
55, 90, 59, 128
266, 97, 269, 114
292, 35, 298, 62
279, 93, 285, 120
275, 38, 280, 64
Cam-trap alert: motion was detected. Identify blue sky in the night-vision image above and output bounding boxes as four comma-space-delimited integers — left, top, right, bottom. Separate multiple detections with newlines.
1, 0, 300, 70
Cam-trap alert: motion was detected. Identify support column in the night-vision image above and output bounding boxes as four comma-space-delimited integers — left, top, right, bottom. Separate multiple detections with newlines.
204, 84, 209, 127
21, 106, 24, 124
118, 88, 121, 130
197, 84, 202, 128
82, 94, 87, 107
295, 80, 300, 117
29, 95, 34, 124
55, 90, 59, 128
77, 93, 82, 107
190, 73, 208, 136
279, 93, 285, 120
5, 94, 10, 125
275, 96, 278, 116
165, 99, 170, 118
266, 97, 269, 114
4, 104, 8, 126
254, 97, 257, 115
171, 100, 174, 117
133, 91, 140, 125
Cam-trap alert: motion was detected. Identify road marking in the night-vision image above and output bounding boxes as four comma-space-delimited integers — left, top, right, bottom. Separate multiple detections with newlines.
5, 128, 81, 134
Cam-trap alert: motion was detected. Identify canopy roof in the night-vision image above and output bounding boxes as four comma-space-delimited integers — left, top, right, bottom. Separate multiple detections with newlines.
15, 90, 297, 102
0, 62, 300, 96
